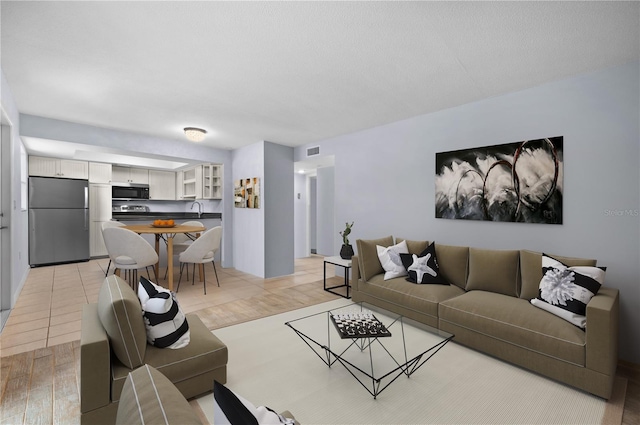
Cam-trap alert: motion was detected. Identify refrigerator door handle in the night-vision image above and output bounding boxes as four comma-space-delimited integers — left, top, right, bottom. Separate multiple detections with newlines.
85, 209, 89, 231
84, 186, 89, 209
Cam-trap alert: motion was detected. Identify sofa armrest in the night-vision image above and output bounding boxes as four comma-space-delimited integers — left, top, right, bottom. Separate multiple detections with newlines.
81, 303, 112, 414
585, 287, 619, 375
351, 255, 360, 292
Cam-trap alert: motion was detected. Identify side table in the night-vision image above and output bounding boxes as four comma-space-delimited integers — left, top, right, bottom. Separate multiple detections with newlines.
323, 256, 352, 299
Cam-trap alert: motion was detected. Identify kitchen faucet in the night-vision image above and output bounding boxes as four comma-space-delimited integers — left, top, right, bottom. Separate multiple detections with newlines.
191, 201, 203, 218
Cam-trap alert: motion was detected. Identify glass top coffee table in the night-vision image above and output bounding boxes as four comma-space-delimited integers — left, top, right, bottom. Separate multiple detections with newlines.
285, 302, 454, 398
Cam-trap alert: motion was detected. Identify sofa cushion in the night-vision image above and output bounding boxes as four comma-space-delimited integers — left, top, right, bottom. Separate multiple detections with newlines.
531, 254, 605, 328
138, 277, 190, 349
213, 381, 295, 425
396, 238, 429, 255
356, 236, 394, 281
439, 291, 586, 366
433, 244, 469, 290
466, 248, 519, 297
360, 274, 465, 320
111, 312, 228, 401
116, 364, 202, 425
97, 275, 147, 369
377, 239, 409, 280
399, 242, 448, 285
520, 250, 597, 299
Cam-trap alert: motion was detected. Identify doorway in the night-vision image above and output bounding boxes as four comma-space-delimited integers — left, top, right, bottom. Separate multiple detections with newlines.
293, 155, 335, 258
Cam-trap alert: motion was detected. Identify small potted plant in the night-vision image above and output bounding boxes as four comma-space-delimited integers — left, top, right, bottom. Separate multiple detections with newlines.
339, 221, 354, 260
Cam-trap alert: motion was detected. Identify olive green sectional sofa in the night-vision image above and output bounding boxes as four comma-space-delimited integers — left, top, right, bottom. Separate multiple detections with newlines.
80, 275, 228, 424
353, 236, 619, 399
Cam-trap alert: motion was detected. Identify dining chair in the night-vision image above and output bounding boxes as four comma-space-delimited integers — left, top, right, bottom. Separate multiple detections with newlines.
163, 220, 204, 280
102, 227, 159, 287
176, 226, 222, 295
101, 221, 126, 277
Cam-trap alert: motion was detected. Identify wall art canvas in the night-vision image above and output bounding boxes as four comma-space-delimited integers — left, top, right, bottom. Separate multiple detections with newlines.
435, 137, 563, 224
234, 177, 260, 209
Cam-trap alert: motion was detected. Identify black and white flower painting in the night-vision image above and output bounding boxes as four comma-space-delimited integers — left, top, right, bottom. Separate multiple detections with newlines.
435, 137, 563, 224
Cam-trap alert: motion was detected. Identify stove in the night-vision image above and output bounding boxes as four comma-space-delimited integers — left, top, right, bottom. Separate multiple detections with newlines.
112, 205, 150, 213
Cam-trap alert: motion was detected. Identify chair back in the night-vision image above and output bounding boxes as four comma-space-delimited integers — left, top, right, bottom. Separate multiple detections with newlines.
101, 221, 125, 231
103, 227, 158, 267
179, 226, 222, 263
172, 221, 204, 245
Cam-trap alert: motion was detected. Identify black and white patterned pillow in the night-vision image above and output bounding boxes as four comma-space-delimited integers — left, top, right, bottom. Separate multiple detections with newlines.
376, 240, 409, 280
530, 254, 605, 328
399, 242, 449, 285
213, 381, 295, 425
137, 277, 190, 349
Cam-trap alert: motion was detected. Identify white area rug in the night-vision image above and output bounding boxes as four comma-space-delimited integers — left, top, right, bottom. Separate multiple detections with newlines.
196, 299, 621, 425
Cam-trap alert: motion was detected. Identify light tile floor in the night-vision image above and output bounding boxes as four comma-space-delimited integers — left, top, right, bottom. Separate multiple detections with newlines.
0, 255, 344, 424
0, 255, 342, 358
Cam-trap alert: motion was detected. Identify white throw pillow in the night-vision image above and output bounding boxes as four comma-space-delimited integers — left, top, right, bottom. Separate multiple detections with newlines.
138, 277, 190, 349
530, 254, 605, 329
376, 239, 409, 280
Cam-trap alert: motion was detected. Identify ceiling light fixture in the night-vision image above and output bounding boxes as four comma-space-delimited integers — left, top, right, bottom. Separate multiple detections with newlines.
184, 127, 207, 142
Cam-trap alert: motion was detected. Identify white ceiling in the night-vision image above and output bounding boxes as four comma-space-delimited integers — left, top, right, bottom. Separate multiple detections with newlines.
1, 1, 639, 164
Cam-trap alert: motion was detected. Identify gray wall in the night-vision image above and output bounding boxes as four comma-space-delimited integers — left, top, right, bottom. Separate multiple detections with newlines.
294, 61, 640, 363
264, 142, 294, 278
316, 166, 335, 256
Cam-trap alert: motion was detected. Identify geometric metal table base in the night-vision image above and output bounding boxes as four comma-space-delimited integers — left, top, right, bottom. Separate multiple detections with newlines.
286, 304, 454, 399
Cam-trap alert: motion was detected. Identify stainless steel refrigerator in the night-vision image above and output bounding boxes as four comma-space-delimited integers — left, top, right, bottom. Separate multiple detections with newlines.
29, 177, 90, 266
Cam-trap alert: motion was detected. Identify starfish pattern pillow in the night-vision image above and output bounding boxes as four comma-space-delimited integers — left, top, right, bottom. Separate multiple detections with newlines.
530, 254, 605, 328
400, 242, 449, 285
376, 240, 409, 280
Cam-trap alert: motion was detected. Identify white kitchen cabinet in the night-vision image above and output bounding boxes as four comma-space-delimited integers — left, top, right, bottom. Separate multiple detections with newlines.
29, 156, 89, 179
181, 166, 201, 199
202, 164, 223, 199
181, 164, 223, 200
175, 170, 184, 200
148, 170, 176, 200
112, 166, 149, 184
89, 162, 112, 183
89, 183, 112, 257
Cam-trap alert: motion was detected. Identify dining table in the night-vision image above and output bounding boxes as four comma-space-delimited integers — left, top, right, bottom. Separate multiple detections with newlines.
122, 223, 206, 291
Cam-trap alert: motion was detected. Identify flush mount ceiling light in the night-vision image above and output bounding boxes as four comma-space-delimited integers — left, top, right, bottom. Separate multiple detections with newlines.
184, 127, 207, 142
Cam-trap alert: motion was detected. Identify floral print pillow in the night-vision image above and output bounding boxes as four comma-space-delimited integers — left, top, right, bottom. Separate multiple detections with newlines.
530, 254, 605, 328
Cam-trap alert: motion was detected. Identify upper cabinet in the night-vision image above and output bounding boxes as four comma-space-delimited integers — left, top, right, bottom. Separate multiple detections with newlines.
29, 156, 88, 179
181, 164, 223, 200
202, 164, 223, 199
148, 170, 176, 200
88, 162, 112, 183
112, 166, 149, 184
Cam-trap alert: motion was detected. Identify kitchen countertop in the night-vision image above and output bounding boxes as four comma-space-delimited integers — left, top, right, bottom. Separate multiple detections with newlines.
112, 212, 222, 221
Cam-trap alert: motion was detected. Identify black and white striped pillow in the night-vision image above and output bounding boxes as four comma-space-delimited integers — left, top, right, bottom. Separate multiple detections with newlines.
213, 381, 294, 425
138, 277, 190, 349
530, 254, 605, 328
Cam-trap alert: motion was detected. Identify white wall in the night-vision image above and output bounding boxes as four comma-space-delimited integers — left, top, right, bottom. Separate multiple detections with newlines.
309, 177, 317, 253
1, 69, 29, 310
232, 142, 265, 277
293, 173, 308, 258
294, 61, 640, 363
316, 166, 335, 256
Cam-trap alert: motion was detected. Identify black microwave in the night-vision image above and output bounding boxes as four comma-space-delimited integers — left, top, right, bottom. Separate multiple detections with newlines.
112, 183, 150, 200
